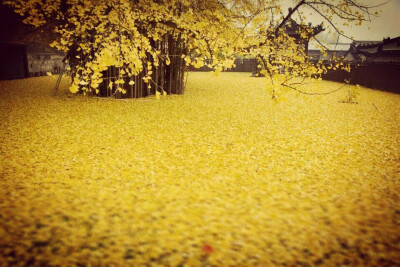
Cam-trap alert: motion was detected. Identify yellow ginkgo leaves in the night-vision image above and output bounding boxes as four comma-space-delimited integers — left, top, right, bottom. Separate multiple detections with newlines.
69, 83, 79, 93
155, 90, 167, 99
1, 73, 400, 266
115, 79, 125, 85
5, 0, 379, 99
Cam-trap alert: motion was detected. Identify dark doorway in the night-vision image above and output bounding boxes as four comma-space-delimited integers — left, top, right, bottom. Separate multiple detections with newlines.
0, 43, 28, 80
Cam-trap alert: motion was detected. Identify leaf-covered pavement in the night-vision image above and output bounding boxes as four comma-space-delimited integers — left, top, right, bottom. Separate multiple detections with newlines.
1, 73, 399, 266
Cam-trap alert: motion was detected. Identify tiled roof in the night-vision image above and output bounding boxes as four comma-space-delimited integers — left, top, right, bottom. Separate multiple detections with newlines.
352, 40, 382, 47
382, 37, 400, 51
366, 50, 400, 64
308, 37, 400, 65
307, 50, 347, 61
357, 46, 380, 54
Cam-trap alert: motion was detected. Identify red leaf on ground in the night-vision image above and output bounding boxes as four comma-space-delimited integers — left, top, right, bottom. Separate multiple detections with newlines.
203, 244, 213, 254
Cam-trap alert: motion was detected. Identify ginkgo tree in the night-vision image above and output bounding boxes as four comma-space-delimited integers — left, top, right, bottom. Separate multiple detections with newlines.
5, 0, 382, 98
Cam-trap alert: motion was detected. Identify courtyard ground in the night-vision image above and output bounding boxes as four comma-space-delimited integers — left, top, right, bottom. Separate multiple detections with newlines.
0, 72, 399, 266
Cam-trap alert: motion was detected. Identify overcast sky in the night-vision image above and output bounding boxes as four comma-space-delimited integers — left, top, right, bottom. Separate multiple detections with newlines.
284, 0, 400, 44
337, 0, 400, 41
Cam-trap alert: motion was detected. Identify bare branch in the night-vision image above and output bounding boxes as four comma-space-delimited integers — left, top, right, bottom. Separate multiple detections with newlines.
282, 81, 348, 95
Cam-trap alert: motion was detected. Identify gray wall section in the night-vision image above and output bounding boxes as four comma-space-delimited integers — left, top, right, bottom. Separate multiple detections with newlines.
27, 53, 64, 77
0, 43, 64, 80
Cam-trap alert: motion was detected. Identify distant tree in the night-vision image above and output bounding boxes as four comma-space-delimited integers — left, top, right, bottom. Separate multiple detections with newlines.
4, 0, 383, 98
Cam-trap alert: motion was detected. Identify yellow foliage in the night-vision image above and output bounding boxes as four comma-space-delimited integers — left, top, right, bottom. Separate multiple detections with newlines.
69, 83, 79, 93
1, 73, 399, 265
6, 0, 375, 97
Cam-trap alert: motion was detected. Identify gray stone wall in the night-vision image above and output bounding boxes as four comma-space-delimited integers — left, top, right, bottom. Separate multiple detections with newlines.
27, 53, 64, 77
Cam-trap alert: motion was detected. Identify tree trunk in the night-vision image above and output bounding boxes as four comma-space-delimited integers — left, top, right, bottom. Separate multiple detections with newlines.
97, 33, 186, 98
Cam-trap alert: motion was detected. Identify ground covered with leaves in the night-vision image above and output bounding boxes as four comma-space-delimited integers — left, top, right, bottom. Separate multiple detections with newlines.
0, 73, 399, 266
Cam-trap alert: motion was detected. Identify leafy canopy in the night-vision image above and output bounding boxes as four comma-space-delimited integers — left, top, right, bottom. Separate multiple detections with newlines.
5, 0, 381, 97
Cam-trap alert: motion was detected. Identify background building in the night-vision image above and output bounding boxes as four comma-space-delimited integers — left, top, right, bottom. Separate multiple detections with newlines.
0, 4, 64, 80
